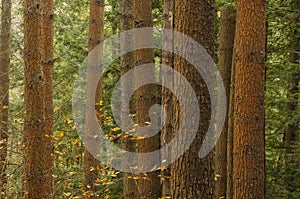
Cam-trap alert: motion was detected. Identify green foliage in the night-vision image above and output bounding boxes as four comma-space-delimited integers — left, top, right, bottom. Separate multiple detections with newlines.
265, 0, 300, 198
4, 0, 299, 198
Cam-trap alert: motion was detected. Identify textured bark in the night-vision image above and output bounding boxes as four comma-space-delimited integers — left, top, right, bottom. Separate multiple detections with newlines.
23, 0, 45, 198
215, 6, 236, 199
0, 0, 11, 196
120, 0, 139, 198
232, 1, 266, 198
283, 0, 300, 193
161, 0, 174, 197
134, 0, 161, 198
83, 0, 104, 198
120, 0, 140, 198
171, 0, 215, 198
41, 0, 54, 197
226, 54, 235, 199
226, 38, 236, 199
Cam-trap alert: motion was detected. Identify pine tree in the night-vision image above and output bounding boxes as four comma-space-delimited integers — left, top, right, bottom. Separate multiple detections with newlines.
133, 0, 161, 197
120, 0, 140, 198
161, 0, 174, 197
215, 5, 236, 199
171, 0, 215, 198
232, 0, 266, 198
23, 0, 46, 197
41, 0, 54, 197
83, 0, 104, 198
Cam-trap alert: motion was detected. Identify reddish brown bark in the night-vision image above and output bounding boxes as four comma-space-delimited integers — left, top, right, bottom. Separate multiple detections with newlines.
232, 0, 266, 198
161, 0, 174, 198
120, 0, 139, 198
215, 6, 236, 199
133, 0, 161, 198
83, 0, 104, 198
23, 0, 45, 198
41, 0, 54, 197
171, 0, 215, 198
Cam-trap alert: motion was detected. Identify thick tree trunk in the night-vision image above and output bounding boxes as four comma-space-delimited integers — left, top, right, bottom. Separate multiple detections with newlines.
171, 0, 215, 198
283, 0, 300, 193
23, 0, 46, 198
83, 0, 104, 198
215, 6, 236, 199
0, 0, 11, 196
120, 0, 139, 198
161, 0, 174, 198
41, 0, 54, 197
133, 0, 161, 198
232, 1, 266, 198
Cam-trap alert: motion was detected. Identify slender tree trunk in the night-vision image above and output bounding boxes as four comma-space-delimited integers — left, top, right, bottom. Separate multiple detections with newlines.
41, 0, 54, 197
226, 39, 236, 199
0, 0, 11, 196
232, 1, 266, 198
283, 0, 300, 193
120, 0, 140, 198
226, 53, 235, 199
161, 0, 174, 197
83, 0, 104, 198
171, 0, 215, 198
133, 0, 161, 198
215, 6, 236, 199
23, 0, 46, 198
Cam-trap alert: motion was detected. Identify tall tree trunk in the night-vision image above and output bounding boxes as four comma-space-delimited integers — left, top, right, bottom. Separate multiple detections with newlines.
134, 0, 161, 198
226, 33, 236, 199
283, 0, 300, 193
171, 0, 215, 198
161, 0, 174, 198
23, 0, 46, 198
83, 0, 104, 198
120, 0, 140, 198
215, 6, 236, 199
0, 0, 11, 196
226, 52, 235, 199
232, 1, 266, 198
41, 0, 54, 197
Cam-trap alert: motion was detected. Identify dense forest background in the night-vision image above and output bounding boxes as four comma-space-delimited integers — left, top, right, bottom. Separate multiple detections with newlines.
0, 0, 299, 198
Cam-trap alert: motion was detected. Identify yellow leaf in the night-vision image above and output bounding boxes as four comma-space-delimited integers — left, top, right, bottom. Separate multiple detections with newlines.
90, 167, 96, 171
129, 128, 135, 133
111, 173, 117, 177
63, 192, 72, 197
56, 132, 64, 138
73, 139, 79, 145
112, 127, 121, 132
130, 136, 145, 140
